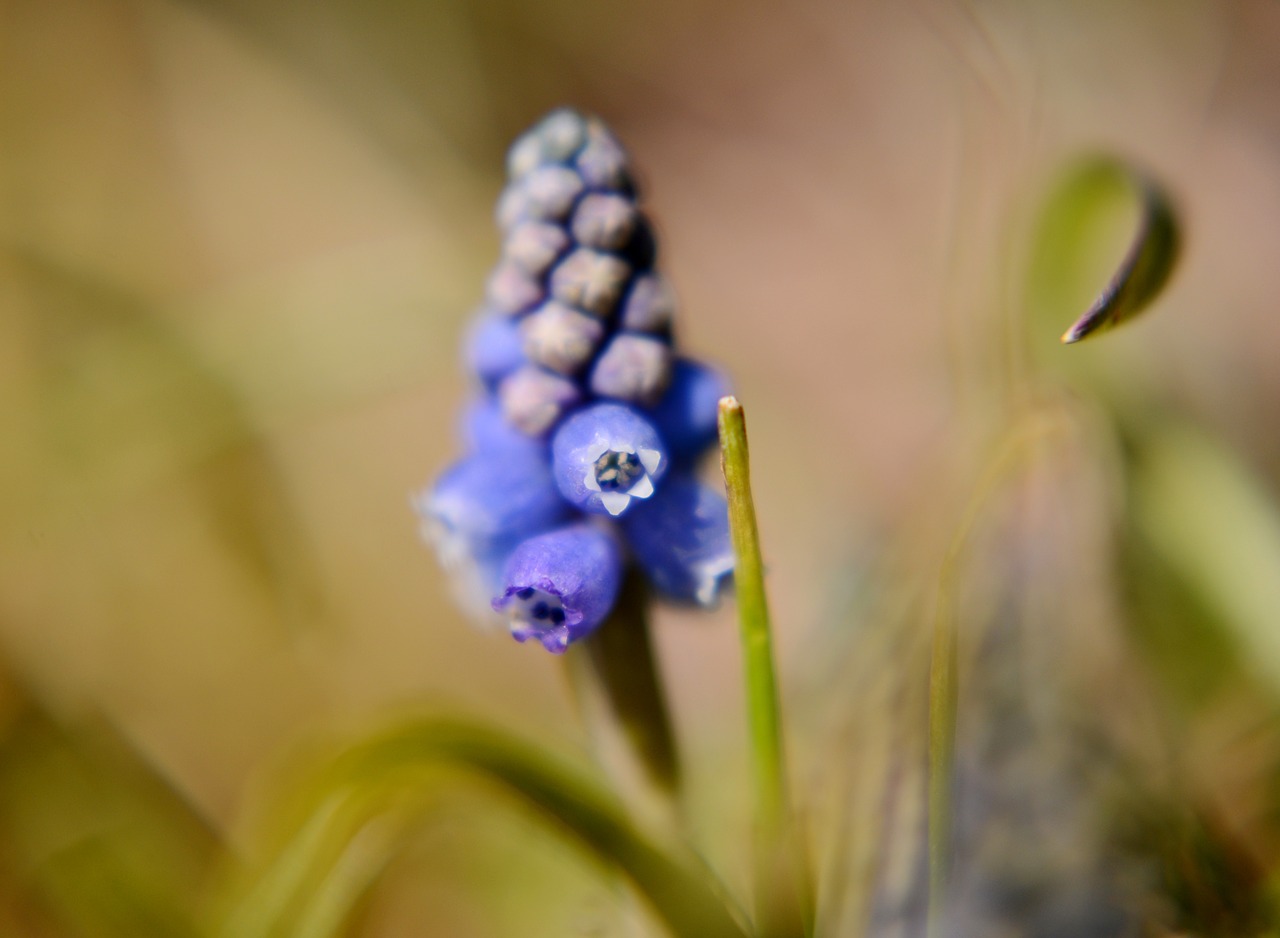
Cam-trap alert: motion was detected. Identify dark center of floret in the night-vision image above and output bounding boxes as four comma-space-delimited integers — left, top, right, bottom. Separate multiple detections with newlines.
507, 587, 568, 629
593, 450, 644, 491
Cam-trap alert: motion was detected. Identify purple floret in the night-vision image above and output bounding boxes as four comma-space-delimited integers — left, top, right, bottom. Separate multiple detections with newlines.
416, 447, 572, 618
622, 473, 734, 607
644, 357, 732, 462
463, 310, 527, 390
552, 402, 668, 517
494, 524, 624, 652
457, 396, 545, 456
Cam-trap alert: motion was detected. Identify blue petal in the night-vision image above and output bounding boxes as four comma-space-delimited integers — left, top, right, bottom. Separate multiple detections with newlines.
552, 403, 669, 517
622, 473, 734, 607
645, 357, 732, 463
493, 524, 624, 652
457, 396, 545, 456
417, 449, 573, 614
463, 310, 526, 390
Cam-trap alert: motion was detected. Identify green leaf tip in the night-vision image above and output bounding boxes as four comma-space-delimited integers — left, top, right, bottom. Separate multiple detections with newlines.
1056, 160, 1181, 345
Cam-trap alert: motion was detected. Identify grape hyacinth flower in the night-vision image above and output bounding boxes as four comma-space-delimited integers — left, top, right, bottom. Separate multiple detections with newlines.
552, 403, 668, 517
493, 524, 624, 652
416, 107, 737, 653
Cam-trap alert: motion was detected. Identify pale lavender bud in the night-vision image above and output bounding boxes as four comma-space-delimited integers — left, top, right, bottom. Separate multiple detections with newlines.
506, 108, 588, 180
574, 118, 633, 192
570, 193, 639, 252
498, 364, 583, 437
588, 333, 673, 406
503, 222, 570, 278
520, 301, 607, 376
619, 273, 676, 335
485, 262, 544, 315
496, 165, 584, 229
549, 248, 632, 318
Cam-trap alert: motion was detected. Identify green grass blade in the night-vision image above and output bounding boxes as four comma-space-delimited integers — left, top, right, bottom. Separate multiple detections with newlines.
223, 717, 748, 938
718, 397, 811, 938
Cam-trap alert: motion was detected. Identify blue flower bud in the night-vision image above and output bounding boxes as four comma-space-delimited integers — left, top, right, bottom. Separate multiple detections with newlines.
571, 193, 638, 252
644, 357, 732, 462
552, 402, 668, 517
457, 396, 545, 455
619, 273, 675, 336
503, 221, 570, 278
498, 364, 583, 436
622, 474, 733, 607
588, 333, 673, 406
493, 523, 624, 653
485, 261, 544, 315
416, 448, 572, 616
506, 108, 588, 179
463, 310, 526, 389
496, 165, 585, 229
549, 248, 632, 318
574, 118, 634, 192
520, 301, 607, 376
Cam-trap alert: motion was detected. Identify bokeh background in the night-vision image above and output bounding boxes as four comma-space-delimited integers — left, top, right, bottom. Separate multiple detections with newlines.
3, 0, 1280, 935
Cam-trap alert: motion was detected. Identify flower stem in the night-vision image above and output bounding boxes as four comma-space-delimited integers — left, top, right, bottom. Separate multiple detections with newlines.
565, 572, 682, 825
718, 396, 811, 938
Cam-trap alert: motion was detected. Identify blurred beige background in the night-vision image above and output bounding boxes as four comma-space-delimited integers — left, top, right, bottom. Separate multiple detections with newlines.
2, 0, 1279, 933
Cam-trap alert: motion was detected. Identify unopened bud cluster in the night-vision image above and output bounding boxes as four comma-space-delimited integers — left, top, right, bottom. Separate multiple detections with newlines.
418, 109, 734, 653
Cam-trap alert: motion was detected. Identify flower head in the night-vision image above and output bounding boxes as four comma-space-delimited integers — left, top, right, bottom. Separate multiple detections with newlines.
419, 107, 737, 651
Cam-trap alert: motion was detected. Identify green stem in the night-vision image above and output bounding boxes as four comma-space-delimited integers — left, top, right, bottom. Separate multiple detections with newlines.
718, 396, 811, 938
565, 571, 682, 814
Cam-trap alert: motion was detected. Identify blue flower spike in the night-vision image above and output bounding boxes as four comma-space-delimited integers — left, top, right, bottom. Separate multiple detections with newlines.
493, 524, 624, 653
552, 402, 669, 517
420, 107, 737, 653
622, 473, 734, 607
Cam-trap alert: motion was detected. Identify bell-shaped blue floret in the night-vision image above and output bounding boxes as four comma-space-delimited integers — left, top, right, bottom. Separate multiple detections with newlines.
622, 473, 734, 607
416, 447, 572, 615
552, 403, 669, 517
645, 357, 732, 463
457, 396, 546, 456
463, 310, 526, 390
493, 524, 624, 653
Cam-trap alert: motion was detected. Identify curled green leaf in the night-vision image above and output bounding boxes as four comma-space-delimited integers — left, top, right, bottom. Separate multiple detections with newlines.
1030, 158, 1181, 346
